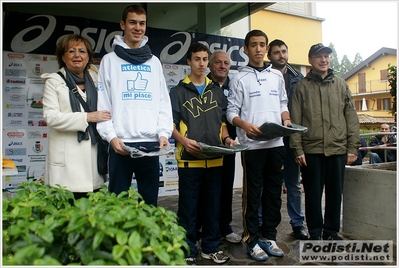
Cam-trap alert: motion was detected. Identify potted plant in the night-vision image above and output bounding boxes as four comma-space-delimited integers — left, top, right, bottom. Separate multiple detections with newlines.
3, 181, 188, 265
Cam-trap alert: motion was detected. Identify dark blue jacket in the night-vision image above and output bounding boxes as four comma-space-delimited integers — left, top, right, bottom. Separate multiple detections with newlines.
286, 63, 304, 105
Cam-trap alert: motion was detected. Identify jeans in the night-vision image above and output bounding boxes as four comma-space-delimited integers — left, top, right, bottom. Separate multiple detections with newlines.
369, 152, 383, 164
282, 136, 304, 227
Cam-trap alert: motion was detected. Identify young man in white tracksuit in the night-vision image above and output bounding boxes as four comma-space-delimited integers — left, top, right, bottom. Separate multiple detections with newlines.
227, 29, 290, 261
97, 5, 173, 206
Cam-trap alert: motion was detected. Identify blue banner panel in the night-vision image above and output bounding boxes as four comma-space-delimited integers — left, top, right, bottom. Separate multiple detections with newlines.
3, 11, 247, 69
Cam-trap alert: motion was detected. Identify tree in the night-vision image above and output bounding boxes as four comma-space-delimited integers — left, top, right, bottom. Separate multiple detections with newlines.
388, 64, 397, 122
328, 43, 364, 77
339, 55, 353, 76
328, 43, 341, 74
352, 52, 363, 67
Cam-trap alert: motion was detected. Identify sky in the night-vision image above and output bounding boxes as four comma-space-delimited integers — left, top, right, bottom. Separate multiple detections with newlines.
316, 1, 398, 61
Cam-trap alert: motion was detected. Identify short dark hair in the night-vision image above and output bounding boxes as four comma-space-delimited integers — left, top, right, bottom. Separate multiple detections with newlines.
244, 29, 268, 47
122, 4, 146, 22
187, 42, 210, 61
55, 34, 94, 69
267, 39, 288, 57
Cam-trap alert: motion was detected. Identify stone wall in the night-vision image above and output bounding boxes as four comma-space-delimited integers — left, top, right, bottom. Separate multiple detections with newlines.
343, 162, 397, 240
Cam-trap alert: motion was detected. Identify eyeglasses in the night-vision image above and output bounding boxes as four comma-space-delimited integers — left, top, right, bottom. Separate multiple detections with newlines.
312, 55, 332, 60
65, 49, 88, 55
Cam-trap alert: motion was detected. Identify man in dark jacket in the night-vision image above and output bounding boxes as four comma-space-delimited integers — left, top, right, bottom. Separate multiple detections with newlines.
206, 50, 241, 244
290, 43, 360, 241
369, 123, 397, 163
266, 39, 308, 240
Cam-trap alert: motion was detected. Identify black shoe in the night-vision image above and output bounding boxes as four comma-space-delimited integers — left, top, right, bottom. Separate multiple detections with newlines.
308, 235, 321, 240
293, 226, 309, 240
323, 234, 343, 240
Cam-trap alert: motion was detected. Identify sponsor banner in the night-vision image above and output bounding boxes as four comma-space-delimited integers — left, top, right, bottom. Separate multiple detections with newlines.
300, 240, 393, 263
2, 11, 247, 195
3, 11, 246, 69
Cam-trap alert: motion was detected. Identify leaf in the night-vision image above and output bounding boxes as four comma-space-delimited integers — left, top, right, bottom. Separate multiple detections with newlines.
14, 244, 45, 263
155, 247, 170, 264
116, 258, 128, 266
65, 216, 88, 233
127, 247, 142, 265
10, 206, 20, 218
122, 220, 139, 229
33, 257, 62, 265
67, 232, 80, 246
87, 259, 107, 265
112, 244, 126, 260
44, 214, 55, 228
37, 226, 54, 243
92, 231, 105, 250
116, 230, 128, 245
92, 249, 114, 261
128, 231, 141, 248
76, 238, 94, 264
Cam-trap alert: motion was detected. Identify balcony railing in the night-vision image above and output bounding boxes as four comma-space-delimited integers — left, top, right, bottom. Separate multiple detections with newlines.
347, 79, 390, 95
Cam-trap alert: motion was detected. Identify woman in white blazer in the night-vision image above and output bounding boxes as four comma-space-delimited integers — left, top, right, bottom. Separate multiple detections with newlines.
41, 34, 111, 199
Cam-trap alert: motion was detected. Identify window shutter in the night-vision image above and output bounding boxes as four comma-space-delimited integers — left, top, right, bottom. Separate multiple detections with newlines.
376, 98, 382, 110
380, 69, 388, 81
358, 73, 366, 93
355, 100, 361, 111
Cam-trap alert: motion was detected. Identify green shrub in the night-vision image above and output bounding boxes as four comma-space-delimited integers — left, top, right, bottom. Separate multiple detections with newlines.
3, 181, 188, 265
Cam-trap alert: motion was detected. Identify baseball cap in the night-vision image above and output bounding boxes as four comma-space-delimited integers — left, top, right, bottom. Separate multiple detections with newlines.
308, 43, 332, 57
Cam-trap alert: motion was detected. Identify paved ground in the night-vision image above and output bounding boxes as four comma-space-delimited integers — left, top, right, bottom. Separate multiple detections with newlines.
158, 187, 396, 266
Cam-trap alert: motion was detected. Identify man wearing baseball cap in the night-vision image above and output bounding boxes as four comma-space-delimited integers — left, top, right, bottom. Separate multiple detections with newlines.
289, 43, 360, 241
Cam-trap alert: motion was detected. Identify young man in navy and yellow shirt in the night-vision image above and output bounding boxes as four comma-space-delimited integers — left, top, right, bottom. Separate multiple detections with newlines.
169, 43, 235, 265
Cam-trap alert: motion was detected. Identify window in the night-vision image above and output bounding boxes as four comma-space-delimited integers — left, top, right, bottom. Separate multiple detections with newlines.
380, 69, 388, 81
383, 98, 391, 110
377, 98, 392, 111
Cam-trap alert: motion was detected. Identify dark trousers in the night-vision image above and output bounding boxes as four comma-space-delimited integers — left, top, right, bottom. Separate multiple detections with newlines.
108, 142, 160, 206
196, 154, 236, 238
301, 154, 346, 237
178, 167, 222, 258
242, 147, 285, 248
219, 153, 236, 236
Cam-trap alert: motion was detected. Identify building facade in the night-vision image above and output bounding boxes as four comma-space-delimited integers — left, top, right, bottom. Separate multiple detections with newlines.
342, 48, 396, 130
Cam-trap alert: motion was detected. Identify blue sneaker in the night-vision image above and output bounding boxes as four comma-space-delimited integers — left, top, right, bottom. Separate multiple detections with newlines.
247, 243, 269, 261
258, 238, 284, 257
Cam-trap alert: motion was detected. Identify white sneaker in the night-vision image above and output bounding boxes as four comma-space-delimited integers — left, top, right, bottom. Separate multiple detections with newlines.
258, 238, 284, 257
224, 232, 242, 243
184, 257, 197, 265
247, 243, 269, 261
201, 251, 230, 264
